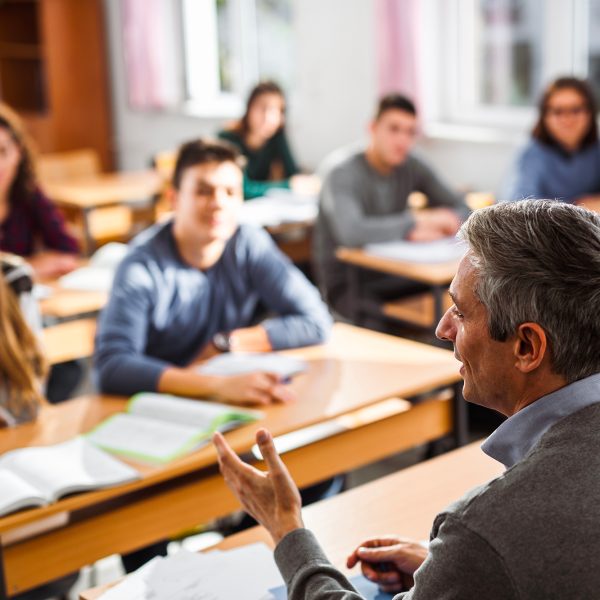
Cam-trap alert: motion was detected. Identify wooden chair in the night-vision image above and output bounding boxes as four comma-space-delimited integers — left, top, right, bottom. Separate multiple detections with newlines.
38, 149, 133, 253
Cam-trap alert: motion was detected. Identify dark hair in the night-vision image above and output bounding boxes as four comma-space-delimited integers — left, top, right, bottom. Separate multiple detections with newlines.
172, 138, 244, 190
0, 103, 37, 202
236, 81, 286, 137
375, 93, 417, 120
532, 77, 598, 148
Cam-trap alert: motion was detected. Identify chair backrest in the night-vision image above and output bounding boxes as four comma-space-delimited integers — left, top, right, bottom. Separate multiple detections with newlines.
38, 148, 101, 183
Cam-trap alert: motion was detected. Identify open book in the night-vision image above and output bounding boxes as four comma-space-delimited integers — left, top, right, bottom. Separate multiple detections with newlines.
0, 437, 139, 517
59, 242, 128, 292
86, 393, 262, 465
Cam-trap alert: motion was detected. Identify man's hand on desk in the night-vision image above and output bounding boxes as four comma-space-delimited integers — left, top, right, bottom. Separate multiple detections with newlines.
27, 251, 79, 279
211, 372, 295, 406
346, 535, 428, 594
213, 428, 304, 544
159, 368, 296, 406
408, 208, 461, 242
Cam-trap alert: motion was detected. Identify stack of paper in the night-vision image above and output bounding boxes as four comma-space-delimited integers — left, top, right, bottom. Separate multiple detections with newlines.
238, 195, 318, 228
98, 543, 284, 599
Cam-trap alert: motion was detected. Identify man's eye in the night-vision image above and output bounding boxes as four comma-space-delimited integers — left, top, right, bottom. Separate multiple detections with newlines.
452, 306, 464, 319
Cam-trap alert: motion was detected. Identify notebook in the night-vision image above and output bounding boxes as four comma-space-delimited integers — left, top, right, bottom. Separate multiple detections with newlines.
0, 437, 139, 517
269, 574, 394, 599
86, 393, 262, 465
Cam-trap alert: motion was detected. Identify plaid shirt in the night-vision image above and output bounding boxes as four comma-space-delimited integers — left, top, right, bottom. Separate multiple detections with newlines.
0, 188, 79, 257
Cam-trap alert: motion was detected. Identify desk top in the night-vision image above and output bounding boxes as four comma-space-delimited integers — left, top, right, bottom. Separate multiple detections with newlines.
81, 442, 502, 599
0, 323, 460, 534
45, 170, 164, 209
336, 247, 459, 286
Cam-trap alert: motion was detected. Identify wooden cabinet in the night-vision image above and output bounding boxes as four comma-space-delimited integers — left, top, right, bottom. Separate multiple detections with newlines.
0, 0, 113, 170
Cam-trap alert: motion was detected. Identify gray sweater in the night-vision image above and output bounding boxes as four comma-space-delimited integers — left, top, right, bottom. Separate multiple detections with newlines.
313, 152, 467, 304
275, 401, 600, 599
94, 221, 332, 395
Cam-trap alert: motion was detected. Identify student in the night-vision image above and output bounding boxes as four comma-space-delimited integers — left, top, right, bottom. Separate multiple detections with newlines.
95, 138, 332, 402
218, 81, 319, 199
505, 76, 600, 204
313, 93, 469, 318
0, 103, 79, 279
0, 265, 47, 428
215, 200, 600, 599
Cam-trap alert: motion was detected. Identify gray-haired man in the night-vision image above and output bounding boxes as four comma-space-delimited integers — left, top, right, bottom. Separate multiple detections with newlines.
214, 200, 600, 599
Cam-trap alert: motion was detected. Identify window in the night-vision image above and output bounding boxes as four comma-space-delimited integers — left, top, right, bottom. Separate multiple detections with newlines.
426, 0, 598, 131
181, 0, 294, 117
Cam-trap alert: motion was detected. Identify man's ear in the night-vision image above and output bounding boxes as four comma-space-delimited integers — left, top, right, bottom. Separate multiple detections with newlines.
513, 322, 548, 373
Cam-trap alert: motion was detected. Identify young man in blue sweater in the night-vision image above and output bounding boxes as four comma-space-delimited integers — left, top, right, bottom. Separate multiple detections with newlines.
95, 139, 331, 406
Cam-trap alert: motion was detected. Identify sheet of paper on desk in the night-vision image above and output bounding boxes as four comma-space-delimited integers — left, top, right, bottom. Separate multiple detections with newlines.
98, 544, 283, 600
238, 196, 318, 227
364, 238, 467, 263
198, 353, 307, 379
269, 574, 394, 599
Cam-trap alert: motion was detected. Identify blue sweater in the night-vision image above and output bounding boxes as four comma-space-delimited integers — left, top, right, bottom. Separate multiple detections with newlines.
94, 221, 332, 395
506, 139, 600, 203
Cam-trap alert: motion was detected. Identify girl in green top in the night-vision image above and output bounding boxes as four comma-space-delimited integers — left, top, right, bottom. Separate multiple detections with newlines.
218, 81, 319, 199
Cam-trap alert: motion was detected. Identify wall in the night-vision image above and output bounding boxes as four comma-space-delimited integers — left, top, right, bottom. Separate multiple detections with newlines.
103, 0, 524, 194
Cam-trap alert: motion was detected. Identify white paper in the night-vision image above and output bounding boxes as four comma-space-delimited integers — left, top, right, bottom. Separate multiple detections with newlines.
87, 413, 205, 464
128, 393, 261, 430
198, 353, 307, 379
238, 196, 318, 227
0, 469, 45, 517
364, 238, 467, 264
0, 437, 139, 502
98, 544, 283, 600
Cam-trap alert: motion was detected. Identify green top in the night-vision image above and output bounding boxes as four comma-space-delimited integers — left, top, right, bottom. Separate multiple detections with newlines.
218, 128, 299, 199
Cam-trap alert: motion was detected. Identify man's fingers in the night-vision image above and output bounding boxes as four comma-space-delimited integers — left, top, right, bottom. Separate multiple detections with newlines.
256, 429, 288, 473
357, 545, 400, 563
213, 432, 255, 477
269, 383, 295, 404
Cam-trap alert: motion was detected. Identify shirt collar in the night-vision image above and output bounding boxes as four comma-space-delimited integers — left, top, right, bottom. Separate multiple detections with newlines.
481, 373, 600, 469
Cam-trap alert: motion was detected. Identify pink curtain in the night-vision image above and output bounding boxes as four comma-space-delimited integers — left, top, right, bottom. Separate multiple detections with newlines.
375, 0, 422, 109
121, 0, 177, 110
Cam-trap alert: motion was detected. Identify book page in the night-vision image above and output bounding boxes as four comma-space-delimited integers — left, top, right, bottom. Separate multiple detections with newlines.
0, 469, 46, 517
128, 393, 261, 431
87, 413, 208, 465
364, 238, 467, 264
198, 353, 307, 379
0, 437, 139, 502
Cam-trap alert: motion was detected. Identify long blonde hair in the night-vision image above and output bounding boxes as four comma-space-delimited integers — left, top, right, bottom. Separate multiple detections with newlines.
0, 272, 47, 422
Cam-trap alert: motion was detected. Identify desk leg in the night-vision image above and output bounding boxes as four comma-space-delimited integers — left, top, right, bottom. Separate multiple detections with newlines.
347, 264, 360, 325
453, 382, 468, 447
0, 545, 7, 600
82, 207, 95, 256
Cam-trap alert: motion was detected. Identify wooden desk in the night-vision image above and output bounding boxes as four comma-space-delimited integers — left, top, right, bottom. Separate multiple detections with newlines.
45, 170, 164, 253
335, 247, 460, 331
81, 442, 502, 599
39, 286, 107, 320
0, 324, 463, 597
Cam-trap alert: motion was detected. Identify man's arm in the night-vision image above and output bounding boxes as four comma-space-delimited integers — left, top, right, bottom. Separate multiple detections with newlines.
321, 169, 417, 247
245, 227, 332, 350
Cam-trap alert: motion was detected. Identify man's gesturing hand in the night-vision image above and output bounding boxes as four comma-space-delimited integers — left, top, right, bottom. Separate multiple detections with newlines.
213, 428, 304, 544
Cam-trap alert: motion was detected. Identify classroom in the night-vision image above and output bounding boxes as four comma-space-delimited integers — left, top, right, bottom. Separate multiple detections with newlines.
0, 1, 599, 599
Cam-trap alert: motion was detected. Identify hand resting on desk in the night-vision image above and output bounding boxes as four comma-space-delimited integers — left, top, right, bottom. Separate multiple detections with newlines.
347, 535, 428, 594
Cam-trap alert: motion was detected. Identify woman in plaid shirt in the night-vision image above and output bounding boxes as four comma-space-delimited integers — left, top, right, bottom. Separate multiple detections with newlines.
0, 103, 79, 279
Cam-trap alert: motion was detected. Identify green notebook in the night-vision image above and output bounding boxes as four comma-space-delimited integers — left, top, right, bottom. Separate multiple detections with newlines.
86, 393, 261, 465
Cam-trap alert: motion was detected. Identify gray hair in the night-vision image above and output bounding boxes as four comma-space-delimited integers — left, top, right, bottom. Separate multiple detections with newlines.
459, 200, 600, 383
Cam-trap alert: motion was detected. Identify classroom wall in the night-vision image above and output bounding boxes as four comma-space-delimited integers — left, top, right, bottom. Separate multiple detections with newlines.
103, 0, 524, 194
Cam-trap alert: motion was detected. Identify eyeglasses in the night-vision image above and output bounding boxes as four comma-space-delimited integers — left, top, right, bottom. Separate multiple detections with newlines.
546, 105, 589, 118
